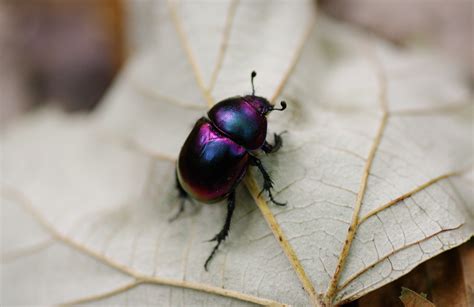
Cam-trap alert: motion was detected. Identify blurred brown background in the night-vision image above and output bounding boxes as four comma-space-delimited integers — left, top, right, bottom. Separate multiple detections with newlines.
321, 0, 473, 77
0, 0, 472, 305
1, 0, 472, 123
0, 0, 124, 125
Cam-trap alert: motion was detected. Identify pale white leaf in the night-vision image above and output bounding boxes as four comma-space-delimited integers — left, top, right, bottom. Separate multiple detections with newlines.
1, 1, 472, 306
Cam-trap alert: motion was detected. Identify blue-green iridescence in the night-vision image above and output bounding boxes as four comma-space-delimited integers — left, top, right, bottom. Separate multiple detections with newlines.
208, 96, 268, 150
178, 95, 273, 203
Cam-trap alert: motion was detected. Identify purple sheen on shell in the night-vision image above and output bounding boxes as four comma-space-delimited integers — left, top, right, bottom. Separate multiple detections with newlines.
177, 117, 249, 203
242, 95, 273, 114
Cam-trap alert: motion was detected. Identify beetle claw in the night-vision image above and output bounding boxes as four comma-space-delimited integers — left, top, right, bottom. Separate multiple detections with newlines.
266, 189, 287, 207
207, 235, 218, 242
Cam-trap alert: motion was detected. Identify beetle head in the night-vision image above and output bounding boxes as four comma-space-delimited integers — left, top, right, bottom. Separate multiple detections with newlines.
244, 96, 286, 115
248, 70, 287, 115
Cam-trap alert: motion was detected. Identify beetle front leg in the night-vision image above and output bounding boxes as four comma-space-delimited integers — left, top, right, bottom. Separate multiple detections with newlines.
250, 156, 287, 206
204, 190, 236, 271
262, 131, 286, 154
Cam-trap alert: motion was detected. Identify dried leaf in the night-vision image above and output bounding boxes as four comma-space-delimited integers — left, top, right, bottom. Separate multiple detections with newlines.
357, 243, 471, 306
400, 287, 435, 307
1, 1, 472, 306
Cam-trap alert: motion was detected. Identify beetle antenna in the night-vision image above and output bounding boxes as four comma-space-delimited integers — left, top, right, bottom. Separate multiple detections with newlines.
271, 101, 287, 111
251, 71, 257, 95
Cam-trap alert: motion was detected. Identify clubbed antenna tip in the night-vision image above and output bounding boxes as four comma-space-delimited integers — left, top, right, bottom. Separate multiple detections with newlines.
271, 101, 287, 112
250, 71, 257, 95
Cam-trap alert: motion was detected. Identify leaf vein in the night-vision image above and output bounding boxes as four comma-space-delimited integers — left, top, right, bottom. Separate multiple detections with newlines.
337, 223, 464, 294
167, 0, 214, 106
133, 80, 207, 110
1, 239, 55, 263
359, 171, 463, 225
1, 186, 288, 307
244, 175, 323, 306
324, 42, 389, 303
270, 12, 316, 104
208, 0, 240, 93
60, 280, 143, 306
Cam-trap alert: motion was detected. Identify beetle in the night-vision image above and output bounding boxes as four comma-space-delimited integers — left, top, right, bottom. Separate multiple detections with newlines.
175, 71, 287, 270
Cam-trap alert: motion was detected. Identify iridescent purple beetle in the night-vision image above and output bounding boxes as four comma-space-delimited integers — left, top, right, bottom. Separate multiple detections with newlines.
175, 71, 287, 270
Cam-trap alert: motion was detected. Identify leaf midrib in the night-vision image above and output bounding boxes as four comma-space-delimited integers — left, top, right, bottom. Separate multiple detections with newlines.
167, 0, 321, 305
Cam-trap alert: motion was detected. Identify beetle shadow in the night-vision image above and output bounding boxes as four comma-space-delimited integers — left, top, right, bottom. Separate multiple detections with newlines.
138, 161, 202, 222
164, 188, 203, 222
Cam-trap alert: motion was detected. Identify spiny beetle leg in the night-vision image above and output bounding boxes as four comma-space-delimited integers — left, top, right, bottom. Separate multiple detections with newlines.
262, 131, 286, 154
250, 156, 287, 206
204, 190, 236, 271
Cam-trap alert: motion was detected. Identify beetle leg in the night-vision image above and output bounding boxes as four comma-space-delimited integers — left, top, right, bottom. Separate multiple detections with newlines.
204, 190, 236, 271
262, 131, 286, 154
169, 172, 189, 222
250, 156, 287, 206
